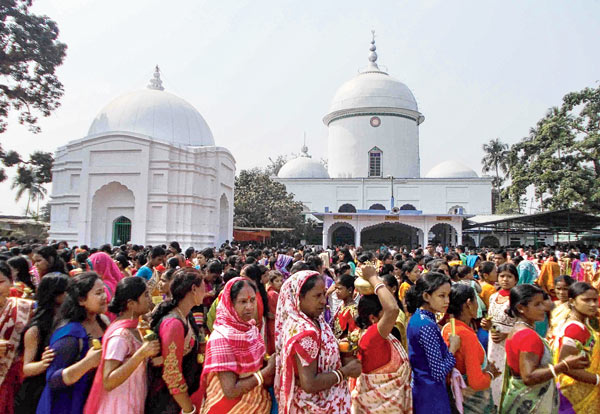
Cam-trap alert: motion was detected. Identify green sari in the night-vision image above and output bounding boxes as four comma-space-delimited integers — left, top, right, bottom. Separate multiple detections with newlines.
500, 336, 558, 414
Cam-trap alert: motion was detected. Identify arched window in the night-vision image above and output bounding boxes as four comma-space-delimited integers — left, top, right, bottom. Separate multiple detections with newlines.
400, 204, 417, 211
112, 216, 132, 245
338, 203, 357, 213
369, 203, 386, 210
448, 205, 466, 215
368, 147, 382, 177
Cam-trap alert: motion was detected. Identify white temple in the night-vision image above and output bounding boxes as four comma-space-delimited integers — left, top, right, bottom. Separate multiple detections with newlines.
275, 34, 493, 248
48, 67, 235, 248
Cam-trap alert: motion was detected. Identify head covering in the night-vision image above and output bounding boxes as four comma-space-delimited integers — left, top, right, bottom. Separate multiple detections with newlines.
275, 254, 293, 280
200, 277, 266, 395
465, 254, 479, 269
275, 270, 348, 413
88, 252, 124, 300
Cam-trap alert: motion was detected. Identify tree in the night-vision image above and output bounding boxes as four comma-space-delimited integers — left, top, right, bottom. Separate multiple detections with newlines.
265, 154, 289, 176
1, 0, 67, 134
481, 138, 509, 212
6, 149, 53, 215
234, 168, 304, 230
505, 85, 600, 213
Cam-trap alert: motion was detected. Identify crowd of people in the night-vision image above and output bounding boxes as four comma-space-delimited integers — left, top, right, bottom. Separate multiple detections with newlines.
0, 238, 599, 414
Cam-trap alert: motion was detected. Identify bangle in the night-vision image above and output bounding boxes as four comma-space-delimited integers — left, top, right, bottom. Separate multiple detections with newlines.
253, 371, 264, 387
374, 283, 386, 295
336, 369, 345, 380
181, 405, 196, 414
548, 364, 557, 379
595, 374, 600, 386
332, 370, 342, 384
562, 360, 570, 371
485, 370, 494, 380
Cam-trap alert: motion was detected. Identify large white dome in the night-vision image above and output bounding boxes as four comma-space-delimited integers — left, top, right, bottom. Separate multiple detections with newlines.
278, 146, 329, 179
425, 160, 479, 178
88, 68, 214, 146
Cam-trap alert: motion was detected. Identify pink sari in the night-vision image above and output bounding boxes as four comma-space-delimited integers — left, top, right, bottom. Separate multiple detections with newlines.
275, 270, 351, 414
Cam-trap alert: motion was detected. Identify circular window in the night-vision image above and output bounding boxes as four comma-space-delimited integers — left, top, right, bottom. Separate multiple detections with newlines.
370, 116, 381, 127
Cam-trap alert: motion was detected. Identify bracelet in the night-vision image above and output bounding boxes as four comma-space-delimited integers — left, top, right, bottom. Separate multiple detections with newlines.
548, 364, 557, 379
562, 360, 570, 371
596, 374, 599, 386
485, 370, 494, 380
332, 369, 342, 384
374, 283, 386, 295
336, 369, 345, 381
181, 405, 197, 414
253, 371, 264, 387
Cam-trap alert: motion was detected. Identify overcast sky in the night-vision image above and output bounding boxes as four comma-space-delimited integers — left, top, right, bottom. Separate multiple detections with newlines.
1, 0, 599, 215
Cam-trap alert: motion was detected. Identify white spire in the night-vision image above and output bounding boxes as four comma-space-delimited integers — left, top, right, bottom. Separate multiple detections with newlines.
300, 132, 309, 157
367, 30, 379, 70
148, 65, 164, 91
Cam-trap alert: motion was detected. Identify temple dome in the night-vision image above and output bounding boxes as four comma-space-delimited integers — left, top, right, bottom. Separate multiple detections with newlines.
278, 145, 329, 179
425, 160, 479, 178
87, 67, 214, 146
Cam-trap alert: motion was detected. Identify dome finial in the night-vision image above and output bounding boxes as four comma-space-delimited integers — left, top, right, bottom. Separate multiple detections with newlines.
368, 30, 379, 69
148, 65, 164, 91
300, 132, 309, 157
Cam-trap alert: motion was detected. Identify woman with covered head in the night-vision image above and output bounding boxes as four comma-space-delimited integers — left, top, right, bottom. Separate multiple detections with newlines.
275, 270, 361, 413
275, 254, 293, 280
88, 252, 125, 306
197, 277, 275, 413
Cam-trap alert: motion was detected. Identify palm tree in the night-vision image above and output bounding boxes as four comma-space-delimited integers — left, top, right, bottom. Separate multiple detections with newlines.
482, 138, 509, 188
10, 165, 47, 216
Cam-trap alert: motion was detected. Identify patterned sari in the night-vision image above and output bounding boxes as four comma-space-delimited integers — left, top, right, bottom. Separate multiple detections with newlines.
500, 336, 558, 414
275, 270, 351, 414
351, 334, 412, 414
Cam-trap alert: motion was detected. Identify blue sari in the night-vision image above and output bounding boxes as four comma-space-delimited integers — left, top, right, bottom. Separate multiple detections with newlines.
36, 322, 93, 414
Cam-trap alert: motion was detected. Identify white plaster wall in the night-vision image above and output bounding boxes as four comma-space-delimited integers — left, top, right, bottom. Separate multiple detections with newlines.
327, 115, 420, 178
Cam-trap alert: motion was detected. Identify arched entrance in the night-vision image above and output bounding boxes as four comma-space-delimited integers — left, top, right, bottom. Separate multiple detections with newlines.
463, 234, 476, 248
361, 223, 420, 249
218, 194, 229, 245
112, 216, 131, 245
480, 235, 500, 248
429, 223, 458, 247
329, 222, 355, 246
91, 182, 135, 247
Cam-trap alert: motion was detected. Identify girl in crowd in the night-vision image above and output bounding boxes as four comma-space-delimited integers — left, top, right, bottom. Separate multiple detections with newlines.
7, 255, 36, 293
243, 264, 269, 348
398, 260, 420, 306
84, 277, 160, 414
332, 274, 358, 340
481, 262, 518, 406
0, 261, 35, 414
88, 252, 125, 307
405, 272, 460, 414
442, 284, 500, 414
275, 270, 361, 413
199, 278, 275, 413
266, 270, 283, 355
15, 273, 69, 414
338, 248, 356, 276
352, 265, 412, 413
501, 284, 588, 414
36, 272, 108, 414
114, 254, 132, 277
381, 273, 408, 348
32, 246, 66, 284
146, 268, 205, 414
158, 268, 176, 302
548, 275, 575, 344
478, 261, 497, 309
555, 282, 600, 413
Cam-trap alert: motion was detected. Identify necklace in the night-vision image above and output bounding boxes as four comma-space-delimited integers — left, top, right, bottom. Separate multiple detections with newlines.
175, 307, 189, 328
516, 320, 535, 330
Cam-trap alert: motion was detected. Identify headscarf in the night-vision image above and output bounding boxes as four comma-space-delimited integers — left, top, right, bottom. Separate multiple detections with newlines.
465, 254, 479, 269
275, 270, 348, 414
89, 252, 124, 301
275, 254, 293, 280
517, 260, 539, 285
200, 277, 266, 395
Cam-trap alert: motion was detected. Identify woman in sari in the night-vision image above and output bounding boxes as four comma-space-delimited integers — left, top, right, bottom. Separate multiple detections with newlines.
351, 265, 412, 413
36, 272, 108, 414
198, 277, 275, 413
266, 270, 283, 355
480, 263, 518, 407
442, 284, 500, 414
515, 257, 539, 285
381, 274, 408, 349
398, 260, 420, 306
275, 254, 293, 281
88, 252, 125, 306
500, 284, 588, 414
84, 277, 160, 414
15, 273, 69, 414
0, 261, 35, 414
275, 270, 361, 414
146, 268, 205, 414
537, 255, 562, 297
332, 274, 358, 340
554, 282, 600, 414
405, 272, 460, 414
547, 275, 574, 345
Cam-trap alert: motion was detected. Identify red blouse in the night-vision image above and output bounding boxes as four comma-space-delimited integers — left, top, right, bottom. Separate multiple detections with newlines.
358, 324, 391, 373
505, 328, 544, 376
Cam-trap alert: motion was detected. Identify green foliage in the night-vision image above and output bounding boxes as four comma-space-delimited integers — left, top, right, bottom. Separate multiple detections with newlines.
506, 85, 600, 213
0, 0, 67, 133
234, 168, 304, 230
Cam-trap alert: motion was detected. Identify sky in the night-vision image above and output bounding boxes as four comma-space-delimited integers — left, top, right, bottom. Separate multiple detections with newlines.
1, 0, 599, 215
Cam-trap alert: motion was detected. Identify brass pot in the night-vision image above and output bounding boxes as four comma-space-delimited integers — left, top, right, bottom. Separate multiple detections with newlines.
354, 262, 375, 295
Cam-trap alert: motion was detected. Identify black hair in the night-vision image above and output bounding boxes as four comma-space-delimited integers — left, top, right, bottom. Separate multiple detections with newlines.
207, 260, 223, 274
114, 254, 130, 269
150, 268, 203, 334
167, 256, 180, 269
405, 272, 451, 314
7, 256, 35, 290
107, 277, 147, 314
290, 261, 309, 274
494, 249, 507, 258
506, 284, 544, 318
230, 279, 257, 303
185, 247, 195, 259
267, 270, 283, 283
169, 241, 181, 253
554, 275, 574, 287
339, 248, 353, 263
479, 261, 495, 277
150, 246, 166, 259
568, 282, 598, 300
498, 263, 519, 283
447, 283, 476, 317
0, 261, 13, 282
305, 255, 324, 271
356, 294, 382, 329
135, 252, 147, 266
21, 272, 69, 353
60, 272, 107, 329
200, 248, 214, 260
382, 273, 405, 312
336, 273, 355, 291
35, 246, 66, 275
243, 264, 268, 313
401, 260, 418, 285
223, 268, 239, 283
163, 268, 176, 282
299, 274, 322, 297
99, 244, 112, 254
456, 265, 472, 279
380, 263, 395, 276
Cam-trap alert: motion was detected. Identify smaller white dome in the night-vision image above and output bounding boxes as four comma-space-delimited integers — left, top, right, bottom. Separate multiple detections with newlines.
425, 160, 478, 178
278, 156, 329, 179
